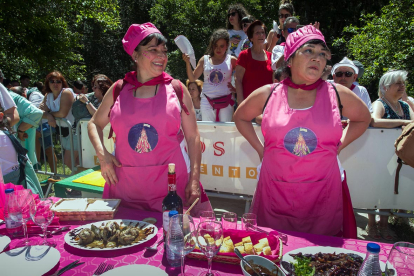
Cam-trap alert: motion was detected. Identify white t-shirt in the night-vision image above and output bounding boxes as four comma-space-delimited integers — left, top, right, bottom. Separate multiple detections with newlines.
328, 80, 373, 113
46, 89, 76, 127
0, 83, 16, 110
271, 45, 284, 70
0, 130, 19, 176
227, 29, 247, 57
28, 91, 44, 108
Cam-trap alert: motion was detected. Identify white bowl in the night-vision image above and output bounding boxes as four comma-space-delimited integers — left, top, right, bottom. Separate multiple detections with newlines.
240, 255, 286, 276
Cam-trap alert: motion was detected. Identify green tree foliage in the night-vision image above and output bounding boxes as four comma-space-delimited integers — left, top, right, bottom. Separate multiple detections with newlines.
0, 0, 121, 84
149, 0, 278, 81
334, 0, 414, 98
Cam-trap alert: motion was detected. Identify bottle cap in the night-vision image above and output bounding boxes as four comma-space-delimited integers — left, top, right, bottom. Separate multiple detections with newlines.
168, 163, 175, 174
367, 243, 380, 253
169, 210, 179, 218
5, 188, 14, 194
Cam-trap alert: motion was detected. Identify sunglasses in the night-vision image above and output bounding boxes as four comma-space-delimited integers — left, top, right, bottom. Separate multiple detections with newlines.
279, 13, 291, 19
335, 71, 354, 78
287, 28, 296, 34
228, 12, 237, 18
49, 80, 62, 84
242, 23, 250, 28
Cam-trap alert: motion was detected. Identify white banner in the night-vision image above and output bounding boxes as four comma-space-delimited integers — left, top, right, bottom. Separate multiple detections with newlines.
80, 120, 414, 210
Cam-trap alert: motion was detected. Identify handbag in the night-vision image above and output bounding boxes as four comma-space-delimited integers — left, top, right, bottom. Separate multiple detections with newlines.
72, 94, 93, 121
394, 122, 414, 194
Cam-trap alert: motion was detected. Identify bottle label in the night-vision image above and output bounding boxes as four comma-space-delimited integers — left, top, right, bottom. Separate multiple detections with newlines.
163, 211, 170, 236
168, 174, 176, 192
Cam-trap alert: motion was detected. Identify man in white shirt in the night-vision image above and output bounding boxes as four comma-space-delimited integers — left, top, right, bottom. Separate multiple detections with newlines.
331, 57, 373, 113
271, 17, 299, 70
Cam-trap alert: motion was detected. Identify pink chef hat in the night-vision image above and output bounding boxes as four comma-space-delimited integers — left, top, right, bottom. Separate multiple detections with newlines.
284, 25, 325, 61
122, 23, 162, 57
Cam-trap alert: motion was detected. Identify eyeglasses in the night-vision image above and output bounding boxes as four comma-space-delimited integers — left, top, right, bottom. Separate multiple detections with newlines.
287, 28, 296, 34
279, 13, 291, 19
335, 71, 354, 78
228, 12, 237, 18
242, 23, 250, 28
49, 80, 62, 84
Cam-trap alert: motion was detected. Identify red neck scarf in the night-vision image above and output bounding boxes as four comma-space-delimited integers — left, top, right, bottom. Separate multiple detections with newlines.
281, 77, 324, 91
123, 71, 174, 89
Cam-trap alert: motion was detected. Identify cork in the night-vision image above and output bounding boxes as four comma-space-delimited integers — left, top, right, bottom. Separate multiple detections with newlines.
168, 163, 175, 174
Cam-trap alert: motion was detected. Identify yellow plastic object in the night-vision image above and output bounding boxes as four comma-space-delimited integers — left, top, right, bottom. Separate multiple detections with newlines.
72, 171, 105, 187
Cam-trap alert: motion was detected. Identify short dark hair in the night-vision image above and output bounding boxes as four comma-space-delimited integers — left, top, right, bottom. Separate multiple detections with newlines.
226, 3, 248, 30
241, 15, 255, 24
134, 33, 167, 53
283, 17, 300, 29
20, 75, 30, 81
10, 86, 25, 97
274, 67, 285, 82
279, 0, 294, 15
246, 20, 266, 42
73, 80, 86, 90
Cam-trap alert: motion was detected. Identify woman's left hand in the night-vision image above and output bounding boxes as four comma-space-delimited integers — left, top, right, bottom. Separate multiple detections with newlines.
78, 94, 88, 103
185, 178, 201, 206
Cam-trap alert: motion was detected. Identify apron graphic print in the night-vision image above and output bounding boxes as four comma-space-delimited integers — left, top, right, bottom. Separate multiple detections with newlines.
209, 70, 224, 86
128, 123, 158, 153
284, 127, 317, 157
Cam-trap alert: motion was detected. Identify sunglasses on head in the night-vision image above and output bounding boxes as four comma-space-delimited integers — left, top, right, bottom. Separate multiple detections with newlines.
228, 12, 237, 18
335, 71, 354, 78
279, 13, 291, 19
49, 80, 62, 84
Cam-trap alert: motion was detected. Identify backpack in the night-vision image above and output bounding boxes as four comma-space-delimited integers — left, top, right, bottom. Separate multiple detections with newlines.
394, 122, 414, 194
107, 79, 189, 139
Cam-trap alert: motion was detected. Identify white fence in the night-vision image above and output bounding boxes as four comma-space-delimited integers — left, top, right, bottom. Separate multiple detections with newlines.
79, 120, 414, 210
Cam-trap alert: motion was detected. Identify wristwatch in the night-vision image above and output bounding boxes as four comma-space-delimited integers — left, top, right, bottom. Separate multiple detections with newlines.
85, 100, 91, 105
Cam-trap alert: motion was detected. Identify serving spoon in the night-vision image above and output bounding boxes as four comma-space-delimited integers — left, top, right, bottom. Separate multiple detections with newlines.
234, 248, 270, 276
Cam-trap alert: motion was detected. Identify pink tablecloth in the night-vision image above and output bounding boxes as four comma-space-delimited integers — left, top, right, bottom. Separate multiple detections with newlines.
1, 206, 393, 276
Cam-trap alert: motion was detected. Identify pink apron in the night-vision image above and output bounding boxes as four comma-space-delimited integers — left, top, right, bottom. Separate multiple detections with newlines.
251, 82, 343, 236
104, 81, 211, 215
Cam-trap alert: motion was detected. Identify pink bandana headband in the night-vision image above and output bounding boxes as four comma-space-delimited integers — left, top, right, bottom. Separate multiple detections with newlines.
122, 23, 162, 57
284, 25, 325, 61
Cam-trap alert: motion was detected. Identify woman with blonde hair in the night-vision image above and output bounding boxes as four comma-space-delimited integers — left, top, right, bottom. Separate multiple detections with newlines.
186, 79, 203, 121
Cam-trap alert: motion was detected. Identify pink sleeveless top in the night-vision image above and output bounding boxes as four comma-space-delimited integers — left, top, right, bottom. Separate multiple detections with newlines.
251, 81, 343, 236
104, 82, 189, 212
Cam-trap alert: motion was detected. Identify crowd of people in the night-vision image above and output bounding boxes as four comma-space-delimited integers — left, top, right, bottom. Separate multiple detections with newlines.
1, 1, 413, 241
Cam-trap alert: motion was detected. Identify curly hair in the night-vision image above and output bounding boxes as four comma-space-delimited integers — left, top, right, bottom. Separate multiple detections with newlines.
279, 0, 295, 15
43, 71, 69, 94
205, 29, 230, 57
226, 3, 249, 30
91, 74, 113, 97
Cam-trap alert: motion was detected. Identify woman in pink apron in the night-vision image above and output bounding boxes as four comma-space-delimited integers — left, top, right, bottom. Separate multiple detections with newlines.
88, 23, 212, 216
234, 26, 371, 237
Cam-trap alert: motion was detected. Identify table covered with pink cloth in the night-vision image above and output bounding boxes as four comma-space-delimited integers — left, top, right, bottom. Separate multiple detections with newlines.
1, 206, 393, 276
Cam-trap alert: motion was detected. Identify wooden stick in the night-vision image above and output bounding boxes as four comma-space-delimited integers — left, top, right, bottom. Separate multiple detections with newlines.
185, 198, 199, 215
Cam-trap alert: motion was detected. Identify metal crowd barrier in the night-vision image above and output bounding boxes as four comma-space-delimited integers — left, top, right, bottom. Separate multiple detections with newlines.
35, 118, 78, 196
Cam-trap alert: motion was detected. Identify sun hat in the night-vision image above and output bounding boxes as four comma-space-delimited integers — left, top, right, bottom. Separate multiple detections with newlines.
352, 60, 364, 79
331, 57, 359, 76
284, 25, 325, 61
122, 23, 161, 57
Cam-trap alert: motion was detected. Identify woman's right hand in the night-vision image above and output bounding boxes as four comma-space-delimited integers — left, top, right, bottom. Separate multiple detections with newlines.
99, 151, 122, 185
182, 53, 190, 63
47, 113, 56, 128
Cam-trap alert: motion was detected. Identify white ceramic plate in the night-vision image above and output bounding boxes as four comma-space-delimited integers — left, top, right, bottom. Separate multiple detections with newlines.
101, 264, 167, 276
0, 245, 61, 276
65, 219, 158, 251
281, 246, 388, 274
0, 235, 11, 251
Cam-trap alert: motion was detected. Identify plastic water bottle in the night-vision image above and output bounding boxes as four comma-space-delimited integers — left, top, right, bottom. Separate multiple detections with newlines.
4, 188, 22, 235
358, 243, 382, 276
166, 210, 181, 267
